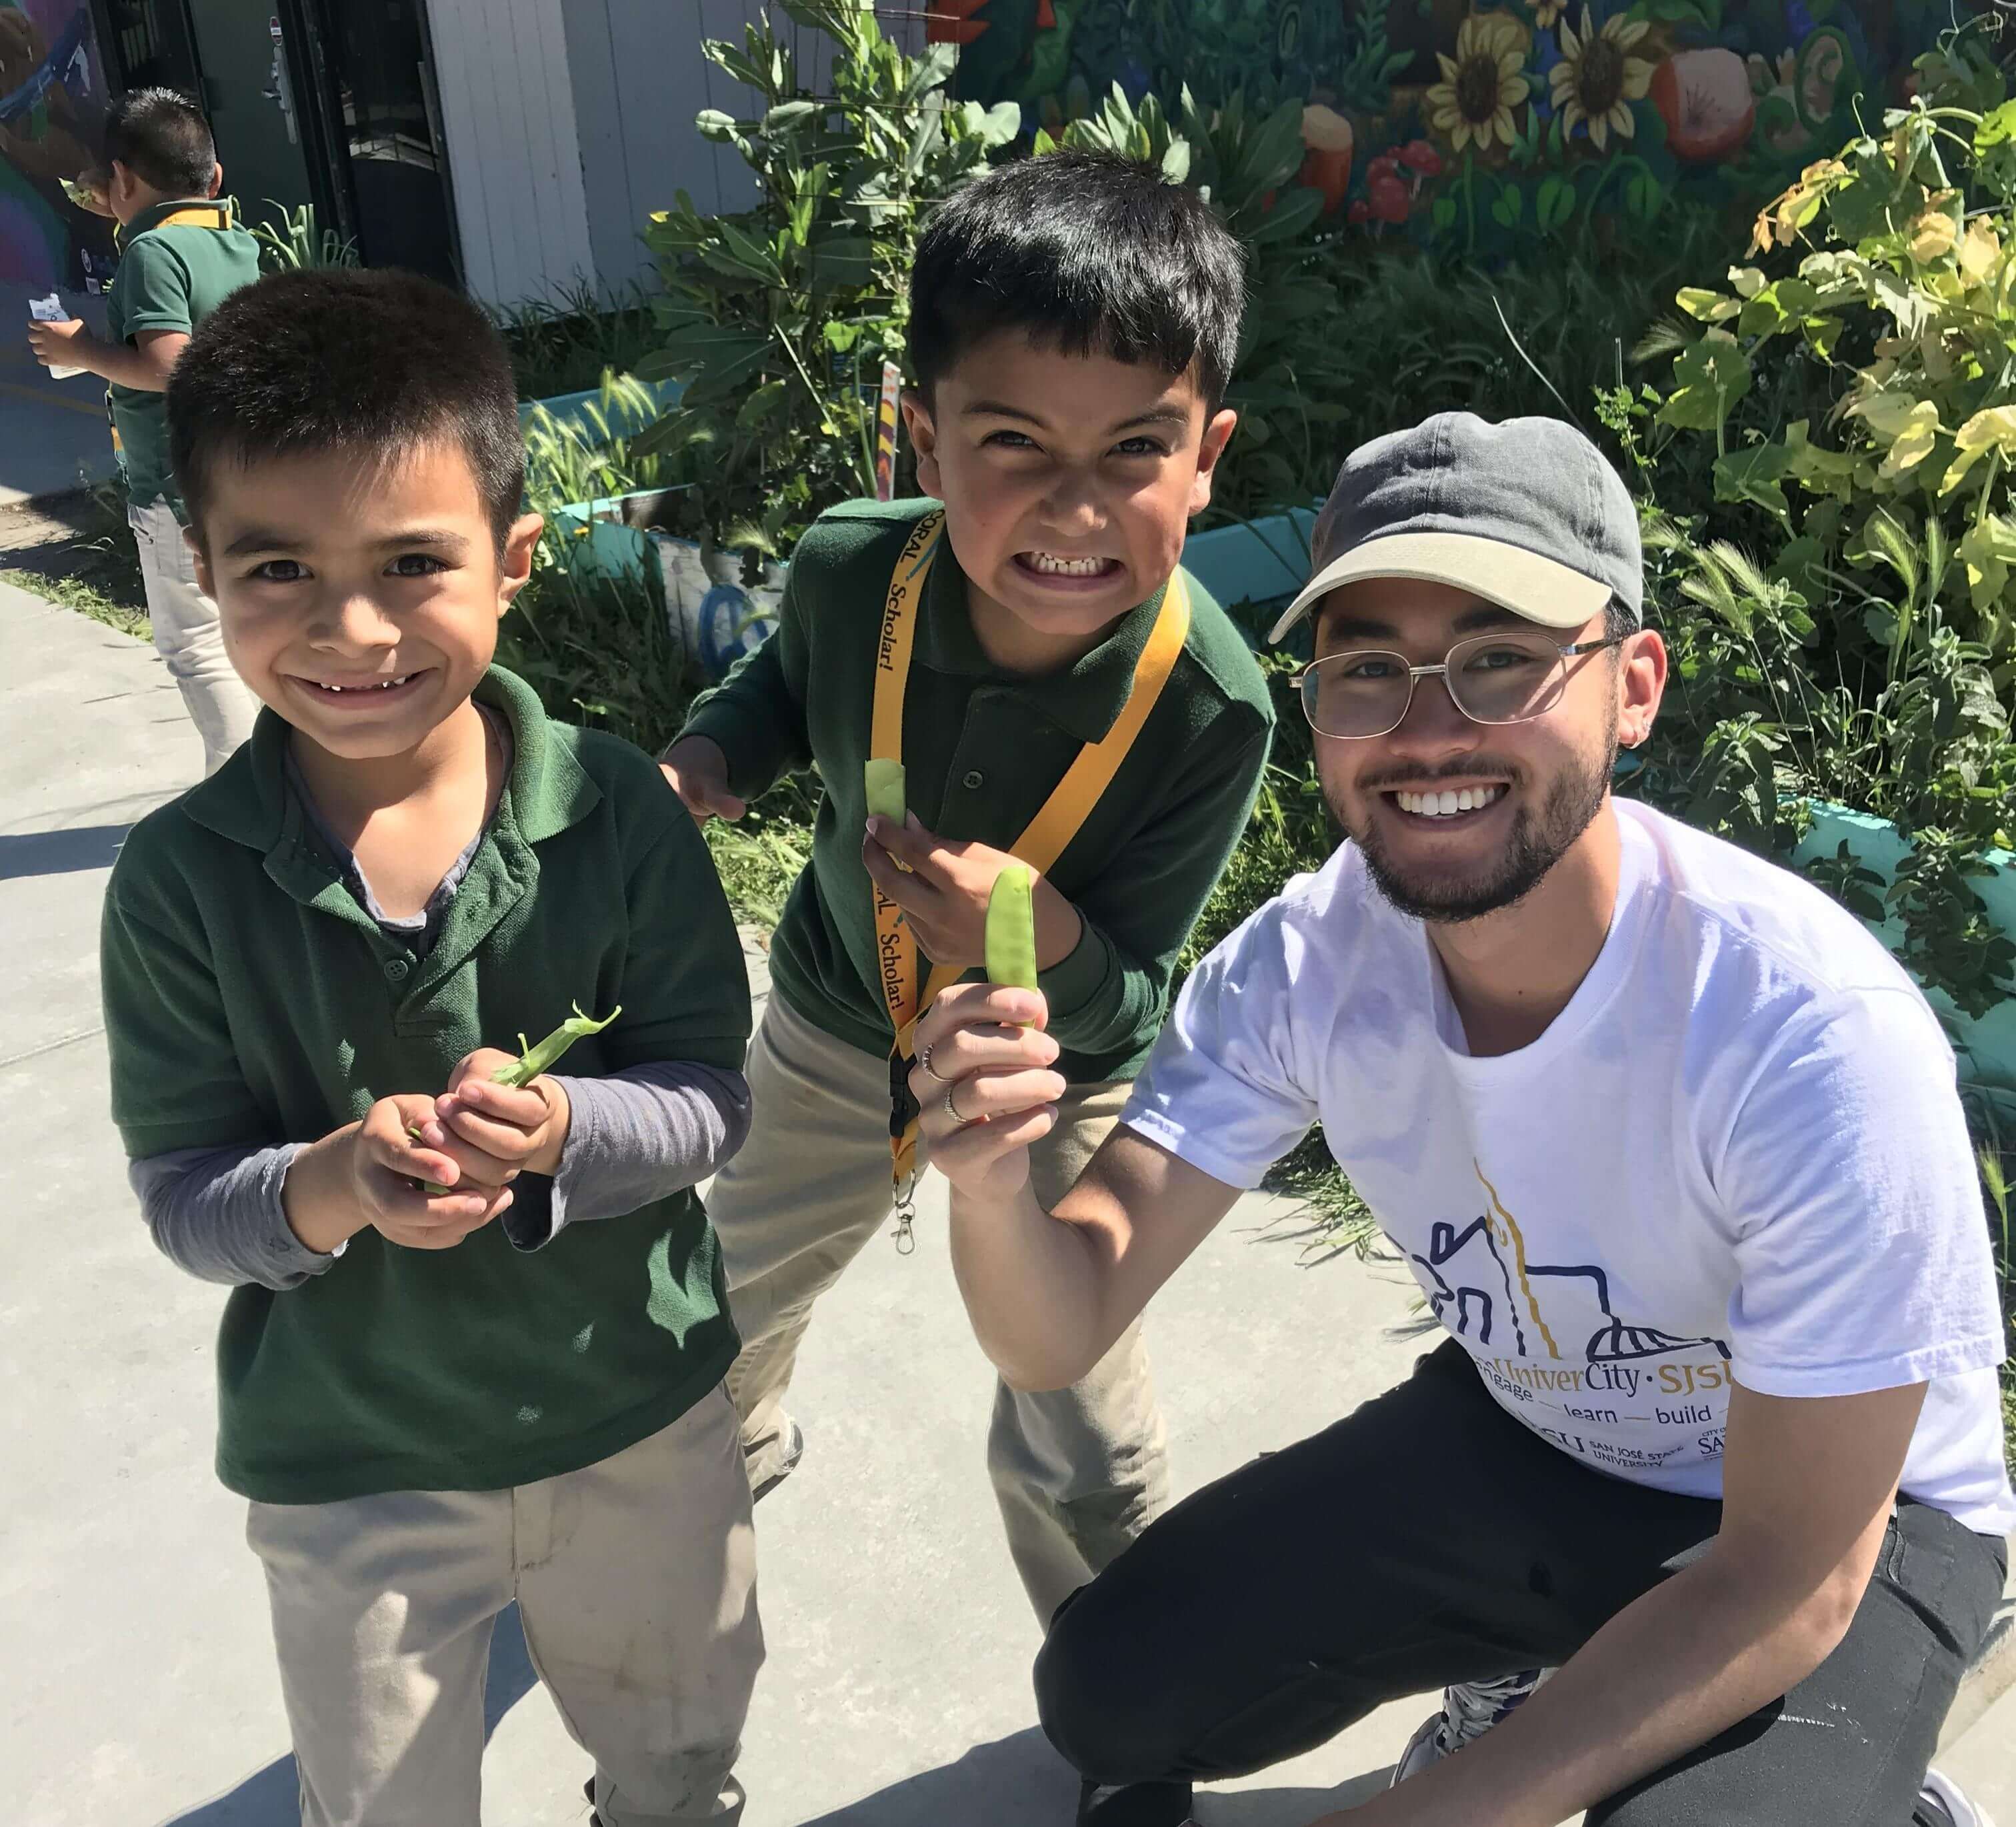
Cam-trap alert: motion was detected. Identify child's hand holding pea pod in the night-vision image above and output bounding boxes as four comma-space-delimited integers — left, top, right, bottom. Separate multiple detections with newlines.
411, 1004, 619, 1194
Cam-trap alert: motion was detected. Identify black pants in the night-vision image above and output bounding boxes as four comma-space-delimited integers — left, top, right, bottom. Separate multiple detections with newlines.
1036, 1342, 2007, 1825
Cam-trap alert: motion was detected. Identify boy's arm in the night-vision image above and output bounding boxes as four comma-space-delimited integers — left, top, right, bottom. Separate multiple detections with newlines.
33, 238, 194, 391
130, 1142, 339, 1290
668, 559, 813, 803
467, 783, 755, 1250
494, 1062, 751, 1248
32, 323, 189, 392
867, 713, 1273, 1058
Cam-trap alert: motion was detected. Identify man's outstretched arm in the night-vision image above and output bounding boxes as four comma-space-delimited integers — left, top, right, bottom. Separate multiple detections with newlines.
913, 981, 1241, 1391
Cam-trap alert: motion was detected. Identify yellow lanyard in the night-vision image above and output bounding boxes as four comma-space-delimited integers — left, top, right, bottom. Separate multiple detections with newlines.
869, 509, 1191, 1238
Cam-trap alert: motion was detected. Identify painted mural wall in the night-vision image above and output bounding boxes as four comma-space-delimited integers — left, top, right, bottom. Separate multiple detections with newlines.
941, 0, 1976, 260
0, 0, 114, 289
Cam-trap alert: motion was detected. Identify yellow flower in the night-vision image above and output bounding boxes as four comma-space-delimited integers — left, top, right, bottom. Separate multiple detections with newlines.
1426, 13, 1533, 153
1549, 5, 1654, 152
1533, 0, 1569, 25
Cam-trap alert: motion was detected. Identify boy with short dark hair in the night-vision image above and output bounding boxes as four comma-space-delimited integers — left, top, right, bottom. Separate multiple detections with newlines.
26, 85, 261, 776
661, 149, 1275, 1625
102, 267, 763, 1826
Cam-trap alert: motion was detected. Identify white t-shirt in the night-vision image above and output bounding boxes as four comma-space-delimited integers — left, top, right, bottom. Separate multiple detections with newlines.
1127, 801, 2016, 1536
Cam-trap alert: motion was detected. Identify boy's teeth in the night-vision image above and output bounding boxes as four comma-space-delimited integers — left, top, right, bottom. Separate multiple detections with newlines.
1396, 785, 1505, 817
321, 675, 411, 693
1025, 552, 1111, 577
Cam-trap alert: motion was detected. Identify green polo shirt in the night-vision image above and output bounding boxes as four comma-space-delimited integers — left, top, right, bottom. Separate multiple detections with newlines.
101, 667, 750, 1504
679, 497, 1275, 1082
104, 198, 261, 516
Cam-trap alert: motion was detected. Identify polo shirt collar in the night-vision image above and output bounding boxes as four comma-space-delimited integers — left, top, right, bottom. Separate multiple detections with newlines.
118, 197, 233, 246
183, 665, 599, 863
911, 532, 1172, 745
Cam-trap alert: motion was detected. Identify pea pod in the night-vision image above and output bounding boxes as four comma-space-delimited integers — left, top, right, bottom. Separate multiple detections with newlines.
864, 758, 907, 825
985, 865, 1039, 1004
413, 1003, 621, 1193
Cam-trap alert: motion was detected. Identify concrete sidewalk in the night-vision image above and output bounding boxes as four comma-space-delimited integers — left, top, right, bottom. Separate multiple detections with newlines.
1, 281, 115, 507
4, 575, 2009, 1827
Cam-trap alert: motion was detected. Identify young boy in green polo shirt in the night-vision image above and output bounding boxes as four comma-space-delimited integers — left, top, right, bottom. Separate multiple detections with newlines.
661, 151, 1275, 1639
100, 268, 763, 1826
26, 87, 261, 777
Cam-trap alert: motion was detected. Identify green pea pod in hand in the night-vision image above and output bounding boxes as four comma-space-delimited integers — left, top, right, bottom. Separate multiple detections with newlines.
985, 865, 1040, 1012
864, 758, 907, 825
413, 1003, 621, 1193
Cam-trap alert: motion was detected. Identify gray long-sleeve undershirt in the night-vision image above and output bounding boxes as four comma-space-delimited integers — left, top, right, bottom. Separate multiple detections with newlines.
130, 1060, 751, 1291
130, 713, 753, 1291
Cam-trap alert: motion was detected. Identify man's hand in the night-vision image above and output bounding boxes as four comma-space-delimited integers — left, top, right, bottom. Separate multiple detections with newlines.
27, 315, 91, 372
911, 980, 1065, 1202
282, 1094, 515, 1256
659, 735, 747, 824
864, 817, 1083, 972
422, 1048, 572, 1180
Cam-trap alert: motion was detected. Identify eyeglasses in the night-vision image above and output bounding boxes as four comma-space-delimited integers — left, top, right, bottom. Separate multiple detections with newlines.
1296, 633, 1621, 740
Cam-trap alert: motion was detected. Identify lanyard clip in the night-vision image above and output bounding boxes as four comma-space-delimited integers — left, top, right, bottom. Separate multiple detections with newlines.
891, 1173, 917, 1256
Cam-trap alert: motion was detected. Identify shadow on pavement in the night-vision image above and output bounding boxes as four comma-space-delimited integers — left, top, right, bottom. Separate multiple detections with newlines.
153, 1603, 541, 1826
0, 823, 130, 881
789, 1728, 1389, 1827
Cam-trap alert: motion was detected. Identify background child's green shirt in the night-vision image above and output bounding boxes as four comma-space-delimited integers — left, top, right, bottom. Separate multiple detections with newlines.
101, 668, 750, 1504
679, 498, 1275, 1084
103, 198, 261, 518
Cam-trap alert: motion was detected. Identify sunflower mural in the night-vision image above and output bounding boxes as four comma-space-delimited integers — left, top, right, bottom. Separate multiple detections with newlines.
949, 0, 1963, 260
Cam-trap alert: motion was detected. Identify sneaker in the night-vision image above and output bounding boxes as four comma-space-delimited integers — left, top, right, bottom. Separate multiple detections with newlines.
1390, 1668, 1550, 1786
1076, 1777, 1197, 1825
751, 1417, 805, 1504
1921, 1768, 1999, 1827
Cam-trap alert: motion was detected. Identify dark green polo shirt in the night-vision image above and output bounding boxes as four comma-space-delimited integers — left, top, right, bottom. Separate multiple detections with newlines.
101, 668, 750, 1504
104, 197, 261, 516
679, 497, 1275, 1082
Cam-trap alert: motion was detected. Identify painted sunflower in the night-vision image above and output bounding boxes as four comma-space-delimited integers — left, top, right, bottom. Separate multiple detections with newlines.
1532, 0, 1568, 25
1549, 6, 1655, 151
1426, 13, 1533, 154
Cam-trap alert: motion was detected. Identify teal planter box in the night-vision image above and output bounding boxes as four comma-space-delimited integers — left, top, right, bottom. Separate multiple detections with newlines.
1182, 509, 1317, 627
1792, 805, 2016, 1096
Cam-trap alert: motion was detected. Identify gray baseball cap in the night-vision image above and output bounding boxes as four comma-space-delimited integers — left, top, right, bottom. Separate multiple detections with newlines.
1267, 412, 1643, 643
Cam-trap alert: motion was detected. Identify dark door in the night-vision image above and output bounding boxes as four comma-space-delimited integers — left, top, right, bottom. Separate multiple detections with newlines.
91, 0, 202, 93
289, 0, 457, 284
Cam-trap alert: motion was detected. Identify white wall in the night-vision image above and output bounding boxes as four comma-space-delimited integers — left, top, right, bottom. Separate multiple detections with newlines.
425, 0, 597, 306
560, 0, 923, 297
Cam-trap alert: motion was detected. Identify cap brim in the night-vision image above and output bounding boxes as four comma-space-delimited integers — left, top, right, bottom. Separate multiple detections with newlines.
1266, 532, 1611, 644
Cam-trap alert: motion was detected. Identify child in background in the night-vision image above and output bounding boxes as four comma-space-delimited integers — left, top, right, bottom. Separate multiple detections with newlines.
26, 85, 261, 776
661, 151, 1275, 1655
101, 267, 762, 1826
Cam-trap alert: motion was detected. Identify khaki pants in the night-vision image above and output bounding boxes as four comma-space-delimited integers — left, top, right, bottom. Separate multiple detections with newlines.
247, 1384, 763, 1827
715, 994, 1171, 1625
129, 499, 260, 777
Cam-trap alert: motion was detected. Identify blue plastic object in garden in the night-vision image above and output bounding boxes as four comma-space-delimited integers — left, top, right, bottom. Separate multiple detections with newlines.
1181, 509, 1318, 625
1791, 806, 2016, 1096
517, 379, 683, 435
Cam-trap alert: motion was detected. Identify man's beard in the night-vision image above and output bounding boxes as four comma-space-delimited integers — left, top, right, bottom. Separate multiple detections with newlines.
1340, 715, 1617, 925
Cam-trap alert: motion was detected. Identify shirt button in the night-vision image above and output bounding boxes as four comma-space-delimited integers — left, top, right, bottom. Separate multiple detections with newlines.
384, 957, 411, 983
961, 770, 985, 791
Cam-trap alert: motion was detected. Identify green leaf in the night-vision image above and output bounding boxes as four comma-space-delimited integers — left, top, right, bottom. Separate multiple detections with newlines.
1714, 443, 1793, 527
1491, 184, 1525, 229
1432, 196, 1458, 231
1247, 187, 1326, 244
1657, 331, 1753, 432
1677, 287, 1741, 323
763, 100, 820, 134
697, 109, 739, 143
1536, 175, 1575, 233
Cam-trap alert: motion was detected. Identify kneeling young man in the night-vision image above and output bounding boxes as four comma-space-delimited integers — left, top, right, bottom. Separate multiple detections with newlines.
915, 413, 2014, 1827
